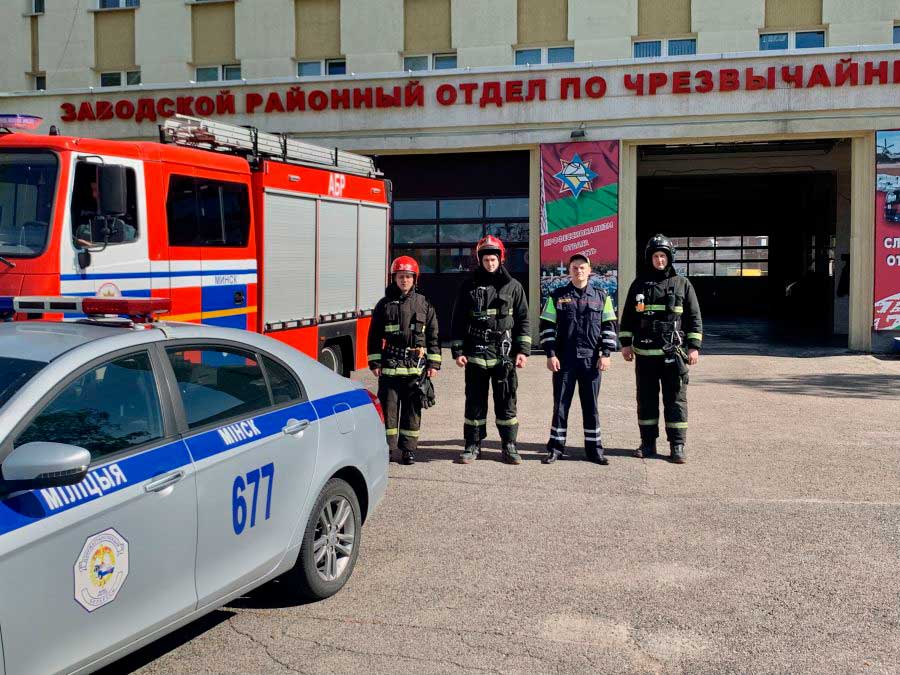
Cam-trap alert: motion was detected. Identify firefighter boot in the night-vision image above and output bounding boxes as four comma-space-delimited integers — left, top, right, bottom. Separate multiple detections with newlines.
401, 450, 416, 465
542, 448, 563, 464
458, 443, 481, 464
502, 442, 522, 465
633, 439, 657, 459
586, 446, 609, 466
670, 444, 686, 464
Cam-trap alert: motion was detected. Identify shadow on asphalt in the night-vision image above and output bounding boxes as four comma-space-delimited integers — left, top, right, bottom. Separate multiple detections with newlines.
96, 610, 235, 675
708, 373, 900, 399
412, 440, 642, 462
224, 578, 316, 610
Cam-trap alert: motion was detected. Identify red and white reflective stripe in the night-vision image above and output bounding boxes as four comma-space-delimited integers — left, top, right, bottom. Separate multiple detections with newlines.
8, 296, 171, 322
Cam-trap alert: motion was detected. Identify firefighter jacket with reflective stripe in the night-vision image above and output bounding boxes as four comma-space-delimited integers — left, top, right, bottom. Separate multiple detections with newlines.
368, 285, 440, 376
539, 283, 618, 360
450, 265, 531, 364
618, 267, 703, 356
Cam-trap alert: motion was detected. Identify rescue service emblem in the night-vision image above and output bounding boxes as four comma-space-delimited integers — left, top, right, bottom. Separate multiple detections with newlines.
553, 153, 598, 199
74, 528, 129, 612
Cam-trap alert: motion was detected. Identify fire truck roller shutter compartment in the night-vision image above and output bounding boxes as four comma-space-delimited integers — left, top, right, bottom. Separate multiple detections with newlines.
357, 204, 389, 314
318, 200, 358, 319
262, 192, 317, 328
636, 139, 852, 350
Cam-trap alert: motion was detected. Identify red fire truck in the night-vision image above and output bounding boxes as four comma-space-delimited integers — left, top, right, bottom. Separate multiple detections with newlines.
0, 114, 390, 374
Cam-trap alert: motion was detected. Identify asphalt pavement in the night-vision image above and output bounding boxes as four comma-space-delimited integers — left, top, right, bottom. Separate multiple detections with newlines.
111, 344, 900, 674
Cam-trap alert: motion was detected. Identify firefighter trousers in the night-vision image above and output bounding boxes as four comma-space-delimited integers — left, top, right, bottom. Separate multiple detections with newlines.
635, 354, 688, 445
463, 362, 518, 444
547, 357, 602, 454
377, 374, 422, 453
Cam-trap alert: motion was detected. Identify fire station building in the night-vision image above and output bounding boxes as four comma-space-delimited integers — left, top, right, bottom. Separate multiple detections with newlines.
2, 0, 900, 352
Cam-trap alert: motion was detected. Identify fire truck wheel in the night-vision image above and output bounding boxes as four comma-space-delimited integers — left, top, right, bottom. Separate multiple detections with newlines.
318, 344, 344, 375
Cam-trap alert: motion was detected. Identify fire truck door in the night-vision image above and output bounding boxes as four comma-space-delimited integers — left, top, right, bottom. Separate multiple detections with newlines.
62, 156, 151, 301
197, 178, 256, 331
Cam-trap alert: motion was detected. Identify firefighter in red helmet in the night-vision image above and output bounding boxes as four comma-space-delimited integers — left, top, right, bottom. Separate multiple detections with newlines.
451, 235, 531, 464
368, 256, 441, 464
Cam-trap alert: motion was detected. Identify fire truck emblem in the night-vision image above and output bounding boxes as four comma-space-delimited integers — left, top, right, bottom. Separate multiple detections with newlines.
553, 154, 598, 199
74, 528, 129, 612
97, 283, 122, 298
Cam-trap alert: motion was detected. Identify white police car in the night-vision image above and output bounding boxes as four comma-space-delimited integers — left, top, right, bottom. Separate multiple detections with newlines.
0, 296, 388, 675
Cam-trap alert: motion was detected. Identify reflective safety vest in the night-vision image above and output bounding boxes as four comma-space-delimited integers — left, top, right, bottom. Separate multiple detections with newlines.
539, 282, 618, 361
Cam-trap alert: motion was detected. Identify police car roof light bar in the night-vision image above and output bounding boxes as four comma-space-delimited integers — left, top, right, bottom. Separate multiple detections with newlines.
0, 296, 171, 324
160, 115, 380, 177
0, 114, 43, 134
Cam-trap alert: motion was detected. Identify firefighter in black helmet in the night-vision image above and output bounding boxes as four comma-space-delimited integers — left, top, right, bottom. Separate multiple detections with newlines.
368, 256, 441, 465
618, 234, 703, 464
451, 235, 530, 465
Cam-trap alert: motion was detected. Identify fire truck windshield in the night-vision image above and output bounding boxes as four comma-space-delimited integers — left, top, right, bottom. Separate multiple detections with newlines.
0, 150, 59, 258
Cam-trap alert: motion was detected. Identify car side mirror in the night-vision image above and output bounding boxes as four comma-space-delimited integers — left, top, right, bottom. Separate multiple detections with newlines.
1, 442, 90, 493
97, 164, 127, 216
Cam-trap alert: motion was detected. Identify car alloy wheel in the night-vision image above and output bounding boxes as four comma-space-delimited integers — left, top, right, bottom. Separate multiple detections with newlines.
313, 495, 356, 582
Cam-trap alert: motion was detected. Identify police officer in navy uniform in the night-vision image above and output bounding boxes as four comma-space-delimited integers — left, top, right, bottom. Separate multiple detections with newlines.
618, 234, 703, 464
368, 256, 441, 465
540, 254, 619, 465
451, 235, 531, 465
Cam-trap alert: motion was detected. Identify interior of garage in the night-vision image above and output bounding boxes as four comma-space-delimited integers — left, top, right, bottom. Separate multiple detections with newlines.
636, 140, 852, 349
378, 151, 530, 339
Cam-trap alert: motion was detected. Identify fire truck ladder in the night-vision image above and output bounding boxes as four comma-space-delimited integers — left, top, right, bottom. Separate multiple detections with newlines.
159, 114, 379, 177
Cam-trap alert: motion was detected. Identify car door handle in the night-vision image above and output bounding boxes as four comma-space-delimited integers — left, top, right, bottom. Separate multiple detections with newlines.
144, 471, 185, 493
283, 418, 310, 435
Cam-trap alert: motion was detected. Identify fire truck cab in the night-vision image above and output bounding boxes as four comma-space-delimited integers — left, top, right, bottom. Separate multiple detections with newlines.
0, 114, 389, 374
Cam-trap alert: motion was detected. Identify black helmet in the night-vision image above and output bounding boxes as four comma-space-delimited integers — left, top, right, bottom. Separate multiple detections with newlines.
645, 234, 676, 267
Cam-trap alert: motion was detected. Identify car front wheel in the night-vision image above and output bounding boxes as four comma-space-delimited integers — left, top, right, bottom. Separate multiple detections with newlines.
286, 478, 361, 601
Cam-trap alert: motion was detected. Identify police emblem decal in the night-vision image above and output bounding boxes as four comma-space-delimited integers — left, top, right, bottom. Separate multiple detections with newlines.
552, 154, 599, 199
74, 528, 129, 612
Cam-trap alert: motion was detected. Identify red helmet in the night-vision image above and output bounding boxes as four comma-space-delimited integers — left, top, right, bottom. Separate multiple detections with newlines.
390, 255, 419, 277
475, 235, 506, 263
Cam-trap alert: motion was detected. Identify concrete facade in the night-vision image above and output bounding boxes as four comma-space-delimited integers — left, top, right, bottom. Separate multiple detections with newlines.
3, 1, 898, 92
236, 0, 297, 80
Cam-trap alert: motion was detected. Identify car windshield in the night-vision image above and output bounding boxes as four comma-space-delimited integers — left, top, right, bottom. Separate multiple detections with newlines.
0, 150, 59, 257
0, 356, 46, 408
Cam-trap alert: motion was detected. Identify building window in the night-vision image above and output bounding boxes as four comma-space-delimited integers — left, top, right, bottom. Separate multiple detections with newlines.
34, 75, 46, 91
634, 38, 696, 58
670, 236, 769, 277
760, 30, 825, 50
391, 197, 530, 274
434, 53, 457, 70
326, 59, 346, 75
195, 64, 241, 82
100, 72, 121, 87
100, 70, 141, 87
515, 46, 573, 66
32, 0, 44, 14
99, 0, 140, 8
297, 61, 322, 77
403, 53, 458, 72
893, 25, 899, 43
404, 55, 429, 71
